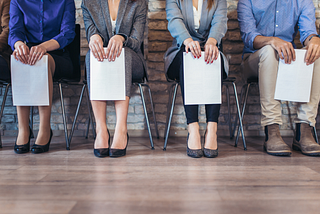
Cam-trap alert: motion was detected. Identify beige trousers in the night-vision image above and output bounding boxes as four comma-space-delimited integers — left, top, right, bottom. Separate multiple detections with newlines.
241, 45, 320, 127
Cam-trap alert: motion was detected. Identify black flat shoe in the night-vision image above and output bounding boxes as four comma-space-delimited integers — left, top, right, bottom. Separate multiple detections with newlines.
31, 129, 53, 154
109, 133, 129, 158
203, 131, 218, 158
94, 129, 110, 158
186, 133, 203, 158
14, 127, 33, 154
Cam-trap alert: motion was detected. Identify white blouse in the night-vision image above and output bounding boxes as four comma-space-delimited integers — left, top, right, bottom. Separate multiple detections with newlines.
193, 0, 203, 30
110, 15, 116, 35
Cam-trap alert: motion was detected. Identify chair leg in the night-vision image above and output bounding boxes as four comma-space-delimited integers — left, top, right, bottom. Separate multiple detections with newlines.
225, 84, 233, 139
86, 118, 90, 139
164, 83, 175, 139
68, 84, 86, 146
235, 83, 250, 150
85, 84, 96, 139
163, 83, 179, 151
0, 84, 10, 148
58, 83, 69, 150
313, 126, 319, 144
29, 106, 34, 138
138, 84, 154, 150
143, 83, 159, 139
232, 84, 246, 139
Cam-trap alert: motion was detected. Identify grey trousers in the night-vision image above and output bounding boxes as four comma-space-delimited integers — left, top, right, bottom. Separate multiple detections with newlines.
86, 47, 145, 97
241, 45, 320, 127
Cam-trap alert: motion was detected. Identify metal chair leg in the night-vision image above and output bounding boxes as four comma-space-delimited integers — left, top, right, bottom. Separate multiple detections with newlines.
86, 118, 90, 139
30, 106, 34, 138
0, 83, 10, 148
163, 83, 179, 151
234, 83, 249, 150
232, 84, 246, 139
58, 83, 69, 150
68, 84, 86, 146
85, 84, 96, 139
138, 84, 154, 149
225, 84, 233, 139
164, 83, 175, 139
313, 126, 319, 144
143, 83, 159, 139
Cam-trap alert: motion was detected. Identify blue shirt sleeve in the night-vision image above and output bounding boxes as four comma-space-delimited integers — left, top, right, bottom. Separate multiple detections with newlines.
52, 0, 76, 49
8, 0, 26, 50
237, 0, 261, 51
298, 0, 317, 45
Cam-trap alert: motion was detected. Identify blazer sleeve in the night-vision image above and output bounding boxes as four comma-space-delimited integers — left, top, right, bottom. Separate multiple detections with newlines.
119, 1, 147, 52
81, 0, 105, 43
166, 0, 191, 47
8, 0, 26, 50
208, 0, 228, 44
0, 0, 9, 52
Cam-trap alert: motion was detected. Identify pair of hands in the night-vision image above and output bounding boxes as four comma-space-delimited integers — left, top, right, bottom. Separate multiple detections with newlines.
183, 37, 219, 64
13, 41, 46, 65
270, 36, 320, 65
89, 34, 125, 62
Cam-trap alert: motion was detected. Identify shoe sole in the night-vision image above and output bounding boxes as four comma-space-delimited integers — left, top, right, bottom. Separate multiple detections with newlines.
263, 145, 292, 156
292, 144, 320, 156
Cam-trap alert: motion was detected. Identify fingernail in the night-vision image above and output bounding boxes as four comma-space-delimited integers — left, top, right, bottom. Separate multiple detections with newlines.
205, 60, 207, 62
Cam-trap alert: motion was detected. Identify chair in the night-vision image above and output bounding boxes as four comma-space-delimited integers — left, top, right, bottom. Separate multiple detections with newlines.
30, 24, 83, 150
233, 77, 319, 145
163, 76, 247, 150
0, 80, 10, 148
68, 43, 159, 150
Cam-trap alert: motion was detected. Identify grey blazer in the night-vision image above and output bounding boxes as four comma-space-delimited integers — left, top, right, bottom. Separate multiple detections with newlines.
81, 0, 147, 76
164, 0, 229, 75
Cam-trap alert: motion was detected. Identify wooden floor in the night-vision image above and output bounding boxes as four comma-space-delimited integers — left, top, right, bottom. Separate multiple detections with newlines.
0, 135, 320, 214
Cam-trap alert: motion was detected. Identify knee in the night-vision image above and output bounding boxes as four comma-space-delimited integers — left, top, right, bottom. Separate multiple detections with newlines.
46, 54, 55, 75
259, 45, 278, 62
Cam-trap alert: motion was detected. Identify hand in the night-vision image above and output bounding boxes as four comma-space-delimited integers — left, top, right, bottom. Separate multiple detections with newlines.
13, 41, 29, 64
305, 37, 320, 65
105, 35, 125, 62
28, 45, 47, 65
204, 38, 219, 64
270, 37, 296, 64
89, 34, 105, 62
183, 38, 201, 58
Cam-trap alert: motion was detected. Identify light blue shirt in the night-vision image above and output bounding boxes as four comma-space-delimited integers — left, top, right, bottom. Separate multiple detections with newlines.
238, 0, 317, 54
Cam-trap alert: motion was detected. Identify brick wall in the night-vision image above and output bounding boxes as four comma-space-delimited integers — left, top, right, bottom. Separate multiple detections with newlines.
1, 0, 320, 138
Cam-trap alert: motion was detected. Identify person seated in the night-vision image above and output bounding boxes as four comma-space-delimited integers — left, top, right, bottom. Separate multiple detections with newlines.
238, 0, 320, 156
164, 0, 228, 158
82, 0, 147, 158
9, 0, 76, 154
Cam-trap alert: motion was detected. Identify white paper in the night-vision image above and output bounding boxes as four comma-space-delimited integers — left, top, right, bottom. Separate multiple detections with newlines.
274, 49, 314, 102
183, 52, 221, 105
11, 55, 49, 106
90, 48, 125, 101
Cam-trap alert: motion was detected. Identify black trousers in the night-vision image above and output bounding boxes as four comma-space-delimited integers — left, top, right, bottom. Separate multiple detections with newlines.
0, 55, 10, 82
167, 48, 225, 125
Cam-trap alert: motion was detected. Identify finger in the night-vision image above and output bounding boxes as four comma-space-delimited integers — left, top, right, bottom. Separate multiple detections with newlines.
211, 46, 218, 63
29, 47, 37, 65
109, 42, 116, 61
284, 45, 292, 64
309, 46, 319, 64
214, 46, 219, 60
207, 46, 213, 64
91, 44, 99, 60
117, 43, 123, 58
97, 41, 106, 59
204, 45, 209, 63
195, 42, 201, 58
305, 46, 313, 64
95, 42, 104, 61
189, 44, 197, 58
280, 47, 288, 63
18, 48, 27, 64
37, 52, 44, 62
22, 46, 29, 63
289, 44, 296, 61
185, 44, 189, 54
13, 51, 19, 61
112, 43, 119, 61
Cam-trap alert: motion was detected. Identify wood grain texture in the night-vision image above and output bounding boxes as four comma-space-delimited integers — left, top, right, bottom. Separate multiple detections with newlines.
0, 136, 319, 214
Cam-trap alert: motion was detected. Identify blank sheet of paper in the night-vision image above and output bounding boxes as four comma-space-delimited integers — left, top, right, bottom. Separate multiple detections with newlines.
90, 48, 125, 101
183, 52, 221, 105
274, 49, 314, 102
11, 55, 49, 106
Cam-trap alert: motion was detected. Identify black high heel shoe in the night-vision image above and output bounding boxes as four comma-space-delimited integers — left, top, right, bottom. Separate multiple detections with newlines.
14, 127, 33, 154
31, 129, 53, 154
109, 133, 129, 158
94, 129, 110, 158
203, 131, 218, 158
186, 133, 203, 158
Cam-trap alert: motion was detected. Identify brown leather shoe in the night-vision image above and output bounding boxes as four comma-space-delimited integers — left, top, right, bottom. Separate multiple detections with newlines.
263, 124, 292, 156
293, 123, 320, 156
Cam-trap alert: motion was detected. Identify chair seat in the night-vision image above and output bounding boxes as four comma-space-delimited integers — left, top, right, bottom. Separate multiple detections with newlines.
247, 77, 258, 84
222, 77, 236, 83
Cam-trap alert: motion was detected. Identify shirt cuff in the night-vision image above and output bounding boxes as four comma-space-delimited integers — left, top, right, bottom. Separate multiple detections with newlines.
248, 32, 262, 50
177, 31, 192, 48
117, 33, 128, 46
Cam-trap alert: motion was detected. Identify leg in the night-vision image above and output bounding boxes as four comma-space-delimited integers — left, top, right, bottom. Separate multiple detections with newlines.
34, 54, 55, 145
91, 100, 109, 149
111, 97, 129, 149
204, 104, 220, 150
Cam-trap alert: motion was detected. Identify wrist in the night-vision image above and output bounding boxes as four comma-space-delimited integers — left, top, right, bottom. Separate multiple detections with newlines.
183, 38, 193, 46
14, 41, 24, 49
